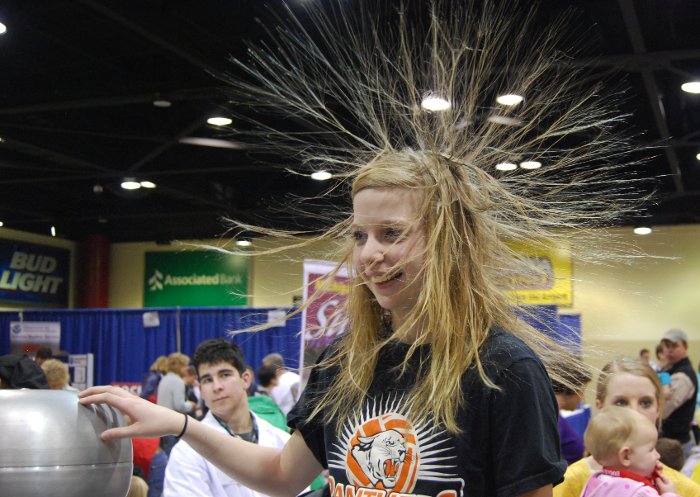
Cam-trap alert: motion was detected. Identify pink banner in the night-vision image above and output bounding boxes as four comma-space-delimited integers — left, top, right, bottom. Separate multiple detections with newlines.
300, 260, 350, 380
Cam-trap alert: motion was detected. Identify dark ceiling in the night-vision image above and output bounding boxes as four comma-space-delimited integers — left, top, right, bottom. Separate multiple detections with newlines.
1, 0, 699, 242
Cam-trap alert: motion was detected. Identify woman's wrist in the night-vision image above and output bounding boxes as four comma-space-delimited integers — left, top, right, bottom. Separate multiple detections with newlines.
175, 412, 189, 439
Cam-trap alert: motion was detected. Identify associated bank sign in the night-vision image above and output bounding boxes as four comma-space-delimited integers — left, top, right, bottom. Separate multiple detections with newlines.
0, 239, 70, 307
144, 251, 248, 307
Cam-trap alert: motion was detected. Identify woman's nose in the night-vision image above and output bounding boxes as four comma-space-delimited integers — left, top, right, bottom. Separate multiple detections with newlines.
361, 238, 384, 266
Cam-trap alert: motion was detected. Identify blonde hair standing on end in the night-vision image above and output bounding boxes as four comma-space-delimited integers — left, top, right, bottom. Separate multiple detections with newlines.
211, 1, 651, 434
584, 405, 656, 467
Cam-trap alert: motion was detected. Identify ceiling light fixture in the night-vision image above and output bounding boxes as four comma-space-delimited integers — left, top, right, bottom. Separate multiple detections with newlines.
50, 226, 56, 237
681, 81, 700, 94
633, 226, 652, 235
121, 179, 141, 190
179, 137, 245, 149
0, 221, 4, 227
495, 162, 517, 171
0, 23, 6, 35
696, 152, 700, 161
310, 170, 332, 181
420, 94, 451, 111
153, 99, 172, 108
140, 180, 156, 189
520, 160, 542, 170
207, 117, 233, 126
496, 94, 524, 106
236, 239, 252, 247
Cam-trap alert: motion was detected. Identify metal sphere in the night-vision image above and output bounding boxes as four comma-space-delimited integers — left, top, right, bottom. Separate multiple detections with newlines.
0, 389, 132, 497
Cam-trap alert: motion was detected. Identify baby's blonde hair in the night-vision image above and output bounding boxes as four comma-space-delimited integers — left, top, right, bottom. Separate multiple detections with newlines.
584, 405, 655, 465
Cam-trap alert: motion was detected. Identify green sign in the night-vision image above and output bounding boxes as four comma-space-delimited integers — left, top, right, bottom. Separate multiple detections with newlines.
144, 251, 248, 307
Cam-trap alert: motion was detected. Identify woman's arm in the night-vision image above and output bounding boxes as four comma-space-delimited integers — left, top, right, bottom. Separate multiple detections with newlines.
80, 386, 323, 497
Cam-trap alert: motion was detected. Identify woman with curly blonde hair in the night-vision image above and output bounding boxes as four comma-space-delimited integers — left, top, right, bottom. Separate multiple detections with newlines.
41, 358, 77, 391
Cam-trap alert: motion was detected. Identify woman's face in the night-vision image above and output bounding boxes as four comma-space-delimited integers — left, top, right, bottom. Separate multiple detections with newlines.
352, 187, 426, 330
596, 372, 660, 424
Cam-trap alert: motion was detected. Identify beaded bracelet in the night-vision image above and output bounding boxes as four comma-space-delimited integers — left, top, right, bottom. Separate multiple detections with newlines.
175, 412, 189, 439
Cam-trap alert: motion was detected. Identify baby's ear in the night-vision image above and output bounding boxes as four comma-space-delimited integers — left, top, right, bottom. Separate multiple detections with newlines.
619, 446, 632, 467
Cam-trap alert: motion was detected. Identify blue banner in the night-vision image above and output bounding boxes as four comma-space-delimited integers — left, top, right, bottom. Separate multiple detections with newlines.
0, 239, 70, 307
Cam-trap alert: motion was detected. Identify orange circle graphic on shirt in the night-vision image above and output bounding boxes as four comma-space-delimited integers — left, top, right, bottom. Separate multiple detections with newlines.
345, 412, 419, 492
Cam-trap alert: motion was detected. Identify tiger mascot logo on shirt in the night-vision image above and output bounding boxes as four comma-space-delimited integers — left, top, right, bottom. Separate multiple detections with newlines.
328, 395, 465, 497
345, 412, 420, 492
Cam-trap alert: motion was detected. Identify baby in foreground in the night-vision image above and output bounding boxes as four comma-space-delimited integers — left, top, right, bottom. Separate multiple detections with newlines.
581, 406, 678, 497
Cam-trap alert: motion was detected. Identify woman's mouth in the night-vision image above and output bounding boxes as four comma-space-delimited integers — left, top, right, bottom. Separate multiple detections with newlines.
372, 272, 403, 285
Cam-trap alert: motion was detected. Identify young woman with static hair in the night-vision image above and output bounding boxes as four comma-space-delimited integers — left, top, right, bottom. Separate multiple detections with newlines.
554, 357, 700, 497
78, 1, 651, 496
80, 150, 568, 497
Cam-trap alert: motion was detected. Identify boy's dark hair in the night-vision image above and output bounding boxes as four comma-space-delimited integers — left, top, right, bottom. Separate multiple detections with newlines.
35, 345, 53, 360
192, 339, 247, 376
258, 364, 278, 388
656, 437, 684, 471
551, 361, 593, 396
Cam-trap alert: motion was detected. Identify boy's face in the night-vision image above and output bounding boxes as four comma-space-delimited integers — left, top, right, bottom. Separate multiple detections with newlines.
625, 422, 661, 477
197, 361, 250, 419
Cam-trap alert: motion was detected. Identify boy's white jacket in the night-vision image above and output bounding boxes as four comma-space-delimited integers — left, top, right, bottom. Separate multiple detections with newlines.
163, 411, 295, 497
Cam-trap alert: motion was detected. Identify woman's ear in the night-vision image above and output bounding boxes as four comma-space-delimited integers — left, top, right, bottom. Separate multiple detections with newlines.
595, 399, 603, 410
619, 446, 632, 467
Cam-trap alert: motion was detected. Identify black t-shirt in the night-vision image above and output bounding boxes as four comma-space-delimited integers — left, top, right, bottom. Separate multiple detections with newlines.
288, 328, 566, 497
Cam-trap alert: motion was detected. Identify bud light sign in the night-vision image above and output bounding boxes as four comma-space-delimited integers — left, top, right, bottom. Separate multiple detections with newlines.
0, 239, 70, 307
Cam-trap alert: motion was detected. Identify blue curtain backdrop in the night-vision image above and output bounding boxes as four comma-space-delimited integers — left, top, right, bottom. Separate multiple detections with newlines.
0, 307, 300, 385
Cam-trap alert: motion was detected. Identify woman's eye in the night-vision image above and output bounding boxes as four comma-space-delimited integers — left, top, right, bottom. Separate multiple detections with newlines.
385, 228, 402, 239
613, 399, 628, 407
352, 231, 366, 242
640, 399, 654, 408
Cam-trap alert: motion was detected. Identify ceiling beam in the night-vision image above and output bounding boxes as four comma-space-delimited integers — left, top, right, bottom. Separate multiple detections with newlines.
618, 0, 684, 193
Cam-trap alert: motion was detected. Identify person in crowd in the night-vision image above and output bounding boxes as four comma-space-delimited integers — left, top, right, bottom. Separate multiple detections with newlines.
660, 329, 698, 456
34, 345, 53, 366
641, 348, 660, 372
247, 366, 288, 433
163, 338, 294, 497
656, 438, 685, 472
127, 475, 149, 497
157, 352, 195, 455
141, 355, 168, 402
657, 343, 668, 372
77, 1, 652, 496
40, 358, 78, 391
147, 441, 168, 497
580, 406, 678, 497
0, 353, 49, 389
552, 362, 593, 465
554, 356, 700, 497
255, 364, 278, 397
261, 353, 301, 416
184, 365, 203, 418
